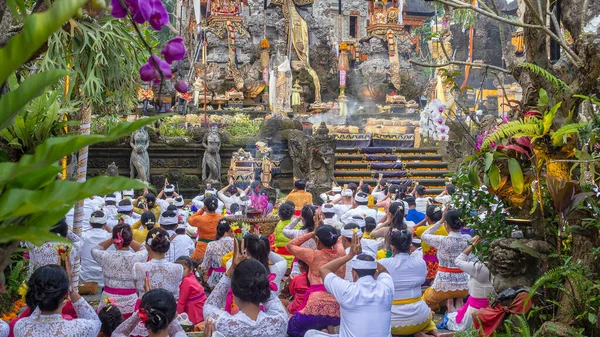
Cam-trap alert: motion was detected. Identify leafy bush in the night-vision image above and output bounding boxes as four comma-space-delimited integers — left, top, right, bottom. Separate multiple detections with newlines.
91, 114, 123, 135
222, 114, 262, 140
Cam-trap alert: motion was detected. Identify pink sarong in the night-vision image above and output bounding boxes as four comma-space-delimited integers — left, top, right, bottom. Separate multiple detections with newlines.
455, 296, 490, 324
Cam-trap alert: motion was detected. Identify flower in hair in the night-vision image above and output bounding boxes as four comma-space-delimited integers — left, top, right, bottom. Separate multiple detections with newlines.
352, 228, 358, 234
268, 273, 278, 291
330, 232, 337, 239
138, 308, 149, 323
113, 230, 125, 248
104, 297, 117, 311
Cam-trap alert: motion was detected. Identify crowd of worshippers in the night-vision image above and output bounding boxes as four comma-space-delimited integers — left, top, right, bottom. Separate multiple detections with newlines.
1, 176, 497, 337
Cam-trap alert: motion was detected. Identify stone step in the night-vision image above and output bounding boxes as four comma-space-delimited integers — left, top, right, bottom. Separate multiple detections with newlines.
336, 147, 439, 155
333, 174, 448, 185
335, 161, 448, 170
334, 154, 444, 162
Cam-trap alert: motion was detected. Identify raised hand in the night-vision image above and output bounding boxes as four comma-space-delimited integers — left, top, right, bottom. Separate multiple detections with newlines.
349, 232, 362, 257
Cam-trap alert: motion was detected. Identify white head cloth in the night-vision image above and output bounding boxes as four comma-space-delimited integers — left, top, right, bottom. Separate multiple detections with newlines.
351, 256, 377, 270
90, 212, 107, 225
341, 189, 353, 197
159, 214, 178, 225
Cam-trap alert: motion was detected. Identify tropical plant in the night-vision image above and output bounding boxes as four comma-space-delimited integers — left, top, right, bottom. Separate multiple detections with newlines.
0, 0, 167, 273
158, 117, 188, 137
42, 16, 157, 114
528, 261, 600, 335
91, 113, 123, 135
0, 89, 75, 154
451, 167, 511, 260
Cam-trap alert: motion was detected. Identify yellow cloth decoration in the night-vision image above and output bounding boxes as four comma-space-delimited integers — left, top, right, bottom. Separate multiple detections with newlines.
376, 249, 387, 260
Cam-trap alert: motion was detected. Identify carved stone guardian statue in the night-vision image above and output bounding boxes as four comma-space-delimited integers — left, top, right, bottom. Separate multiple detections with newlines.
130, 128, 150, 182
310, 122, 336, 187
202, 127, 222, 184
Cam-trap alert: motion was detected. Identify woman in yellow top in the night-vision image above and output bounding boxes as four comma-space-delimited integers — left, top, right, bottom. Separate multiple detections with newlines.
273, 202, 296, 267
413, 205, 446, 285
131, 211, 156, 244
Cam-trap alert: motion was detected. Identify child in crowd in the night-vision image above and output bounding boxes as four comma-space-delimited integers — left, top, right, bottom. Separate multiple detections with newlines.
288, 260, 310, 315
176, 256, 206, 325
97, 303, 123, 337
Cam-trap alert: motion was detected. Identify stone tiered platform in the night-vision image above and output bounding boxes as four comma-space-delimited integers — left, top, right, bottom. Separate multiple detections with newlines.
334, 147, 450, 196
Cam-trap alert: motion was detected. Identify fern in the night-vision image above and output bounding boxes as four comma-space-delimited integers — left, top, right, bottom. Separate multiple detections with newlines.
480, 118, 541, 151
551, 123, 587, 146
520, 62, 571, 92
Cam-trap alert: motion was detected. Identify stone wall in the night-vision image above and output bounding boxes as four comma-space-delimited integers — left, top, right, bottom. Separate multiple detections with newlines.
87, 142, 293, 196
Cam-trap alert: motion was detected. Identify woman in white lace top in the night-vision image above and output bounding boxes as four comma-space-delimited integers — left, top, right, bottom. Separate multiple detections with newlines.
26, 219, 83, 287
133, 228, 183, 299
201, 220, 235, 288
113, 288, 187, 337
92, 223, 148, 317
421, 209, 471, 311
14, 265, 100, 337
203, 240, 287, 337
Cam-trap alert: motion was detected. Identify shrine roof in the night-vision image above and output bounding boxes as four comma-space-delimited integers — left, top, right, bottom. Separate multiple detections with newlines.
404, 0, 435, 17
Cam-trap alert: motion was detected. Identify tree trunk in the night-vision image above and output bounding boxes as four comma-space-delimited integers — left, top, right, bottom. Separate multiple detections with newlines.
71, 105, 91, 289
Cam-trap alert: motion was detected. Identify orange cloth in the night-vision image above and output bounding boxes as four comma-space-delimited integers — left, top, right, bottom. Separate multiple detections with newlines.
421, 287, 469, 311
188, 210, 222, 260
473, 292, 533, 337
285, 232, 345, 286
285, 190, 313, 210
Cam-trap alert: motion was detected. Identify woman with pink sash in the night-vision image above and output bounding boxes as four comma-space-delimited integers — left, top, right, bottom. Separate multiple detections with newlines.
201, 220, 235, 289
445, 236, 493, 332
92, 224, 147, 318
286, 223, 346, 337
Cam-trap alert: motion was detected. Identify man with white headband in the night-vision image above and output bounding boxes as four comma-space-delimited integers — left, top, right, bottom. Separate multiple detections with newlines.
411, 238, 423, 259
173, 196, 189, 224
192, 188, 224, 214
122, 189, 135, 199
107, 199, 137, 229
157, 180, 180, 212
321, 204, 340, 228
306, 233, 393, 337
158, 209, 187, 263
340, 192, 378, 224
331, 189, 354, 218
103, 193, 119, 218
80, 210, 111, 287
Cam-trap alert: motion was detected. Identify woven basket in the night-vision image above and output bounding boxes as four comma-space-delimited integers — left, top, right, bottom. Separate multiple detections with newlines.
78, 281, 98, 295
225, 216, 280, 236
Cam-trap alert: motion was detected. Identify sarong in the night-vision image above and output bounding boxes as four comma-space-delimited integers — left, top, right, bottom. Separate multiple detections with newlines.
287, 284, 340, 337
100, 286, 138, 318
422, 287, 469, 311
423, 249, 439, 280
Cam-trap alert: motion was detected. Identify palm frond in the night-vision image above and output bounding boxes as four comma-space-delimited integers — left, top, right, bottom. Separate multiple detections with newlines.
519, 62, 572, 92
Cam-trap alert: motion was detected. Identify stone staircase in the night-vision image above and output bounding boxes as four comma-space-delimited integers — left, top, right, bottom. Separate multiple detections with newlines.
334, 147, 450, 196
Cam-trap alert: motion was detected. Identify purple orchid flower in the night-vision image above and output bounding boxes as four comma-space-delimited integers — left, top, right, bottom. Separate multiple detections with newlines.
110, 0, 128, 18
139, 55, 172, 83
139, 0, 169, 31
502, 115, 509, 124
175, 80, 188, 93
161, 37, 186, 64
475, 134, 483, 151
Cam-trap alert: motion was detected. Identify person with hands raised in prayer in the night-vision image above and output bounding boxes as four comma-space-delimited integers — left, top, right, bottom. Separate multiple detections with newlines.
202, 237, 288, 337
305, 232, 394, 337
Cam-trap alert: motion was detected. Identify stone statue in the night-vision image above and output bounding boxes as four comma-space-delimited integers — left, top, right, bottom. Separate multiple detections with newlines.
310, 122, 336, 187
269, 49, 292, 117
285, 129, 313, 180
130, 128, 150, 182
202, 128, 222, 184
487, 238, 552, 293
106, 162, 119, 176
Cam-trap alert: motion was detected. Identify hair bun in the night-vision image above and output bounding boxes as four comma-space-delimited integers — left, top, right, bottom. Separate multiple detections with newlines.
146, 308, 168, 331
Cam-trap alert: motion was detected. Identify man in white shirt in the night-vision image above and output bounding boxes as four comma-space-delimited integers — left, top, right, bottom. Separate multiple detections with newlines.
340, 192, 378, 224
107, 199, 138, 229
321, 204, 340, 228
192, 188, 225, 214
160, 208, 194, 262
80, 211, 112, 286
332, 189, 354, 219
217, 182, 248, 212
371, 178, 388, 202
65, 197, 104, 232
306, 233, 393, 337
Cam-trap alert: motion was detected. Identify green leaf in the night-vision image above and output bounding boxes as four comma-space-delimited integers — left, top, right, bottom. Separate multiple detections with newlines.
508, 158, 524, 194
510, 241, 542, 259
489, 164, 501, 189
484, 152, 493, 171
543, 102, 561, 134
0, 0, 87, 85
469, 164, 480, 189
0, 70, 68, 132
588, 313, 597, 325
0, 176, 149, 221
0, 115, 167, 187
538, 88, 548, 107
